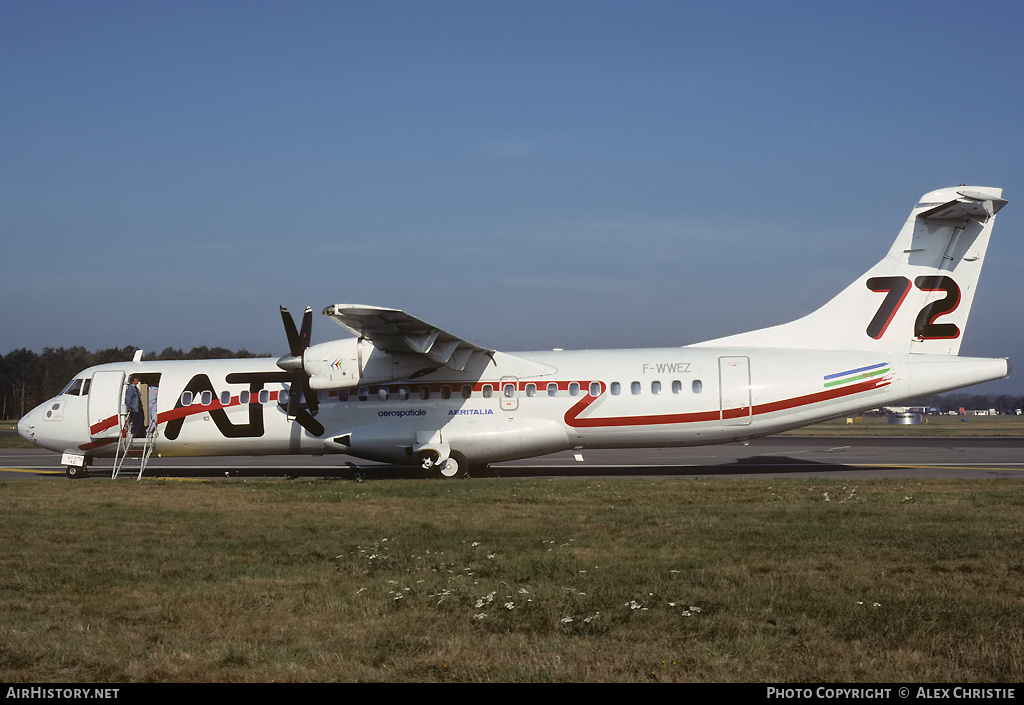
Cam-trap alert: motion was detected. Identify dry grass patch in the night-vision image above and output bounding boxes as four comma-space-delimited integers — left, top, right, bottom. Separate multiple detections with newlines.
1, 477, 1022, 682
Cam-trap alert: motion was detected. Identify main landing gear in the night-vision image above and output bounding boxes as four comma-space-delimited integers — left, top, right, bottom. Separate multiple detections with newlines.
416, 448, 469, 479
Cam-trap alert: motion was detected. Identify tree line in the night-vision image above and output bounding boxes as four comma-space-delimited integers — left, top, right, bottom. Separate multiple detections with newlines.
2, 345, 1022, 420
1, 346, 269, 419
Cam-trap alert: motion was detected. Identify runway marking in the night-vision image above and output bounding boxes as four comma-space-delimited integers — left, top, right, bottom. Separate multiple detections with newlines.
856, 463, 1024, 472
0, 467, 63, 475
135, 477, 212, 482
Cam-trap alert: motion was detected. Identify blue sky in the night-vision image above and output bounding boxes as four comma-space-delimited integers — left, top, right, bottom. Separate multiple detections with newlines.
3, 1, 1023, 394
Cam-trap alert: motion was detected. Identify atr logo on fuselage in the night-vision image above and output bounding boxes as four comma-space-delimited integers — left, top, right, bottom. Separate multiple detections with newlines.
164, 372, 292, 440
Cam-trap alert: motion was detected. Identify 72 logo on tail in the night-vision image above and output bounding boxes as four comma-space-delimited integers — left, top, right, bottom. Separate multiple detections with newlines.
866, 276, 961, 341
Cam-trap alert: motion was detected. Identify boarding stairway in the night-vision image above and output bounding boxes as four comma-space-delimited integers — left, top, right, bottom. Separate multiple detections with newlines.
111, 403, 157, 481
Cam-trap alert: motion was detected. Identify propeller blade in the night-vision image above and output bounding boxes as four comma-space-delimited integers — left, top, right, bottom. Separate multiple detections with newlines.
292, 408, 325, 436
280, 304, 323, 436
304, 378, 319, 416
287, 371, 305, 419
280, 306, 303, 357
299, 306, 312, 351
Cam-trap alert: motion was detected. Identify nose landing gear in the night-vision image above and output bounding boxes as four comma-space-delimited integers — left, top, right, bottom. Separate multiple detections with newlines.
61, 452, 90, 479
65, 464, 89, 479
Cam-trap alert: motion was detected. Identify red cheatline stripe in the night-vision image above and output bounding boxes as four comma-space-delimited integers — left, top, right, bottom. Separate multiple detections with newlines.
84, 375, 891, 441
564, 377, 890, 428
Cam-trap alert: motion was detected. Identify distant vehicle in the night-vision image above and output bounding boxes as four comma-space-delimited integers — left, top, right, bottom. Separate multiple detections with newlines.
18, 186, 1010, 478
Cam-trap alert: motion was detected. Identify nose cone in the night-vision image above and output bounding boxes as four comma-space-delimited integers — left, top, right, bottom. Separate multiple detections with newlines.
17, 411, 36, 444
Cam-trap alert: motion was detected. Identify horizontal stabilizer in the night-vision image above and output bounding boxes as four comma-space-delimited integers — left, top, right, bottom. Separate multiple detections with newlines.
918, 189, 1008, 221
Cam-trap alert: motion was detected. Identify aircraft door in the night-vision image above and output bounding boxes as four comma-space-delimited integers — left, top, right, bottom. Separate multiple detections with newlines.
719, 356, 752, 426
88, 370, 125, 439
499, 376, 519, 411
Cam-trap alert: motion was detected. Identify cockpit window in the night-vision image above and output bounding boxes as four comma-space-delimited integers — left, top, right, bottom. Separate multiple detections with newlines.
61, 378, 84, 396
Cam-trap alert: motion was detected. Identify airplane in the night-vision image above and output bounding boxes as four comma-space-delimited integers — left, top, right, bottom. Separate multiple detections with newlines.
17, 185, 1011, 479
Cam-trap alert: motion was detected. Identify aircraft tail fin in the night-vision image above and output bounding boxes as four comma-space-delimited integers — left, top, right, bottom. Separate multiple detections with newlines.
693, 186, 1008, 355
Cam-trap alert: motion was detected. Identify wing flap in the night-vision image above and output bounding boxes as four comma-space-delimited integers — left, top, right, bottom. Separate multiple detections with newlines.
323, 304, 494, 371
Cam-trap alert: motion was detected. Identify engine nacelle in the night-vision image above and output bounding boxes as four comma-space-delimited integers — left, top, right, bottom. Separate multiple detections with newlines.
300, 338, 436, 389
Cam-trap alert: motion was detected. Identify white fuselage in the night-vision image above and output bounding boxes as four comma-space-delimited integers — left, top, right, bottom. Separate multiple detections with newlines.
17, 345, 1008, 467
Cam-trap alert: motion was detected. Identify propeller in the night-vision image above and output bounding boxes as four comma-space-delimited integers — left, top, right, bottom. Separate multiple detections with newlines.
278, 306, 324, 436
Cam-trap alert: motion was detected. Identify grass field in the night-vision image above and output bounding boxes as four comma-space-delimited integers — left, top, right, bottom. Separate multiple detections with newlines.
1, 477, 1022, 682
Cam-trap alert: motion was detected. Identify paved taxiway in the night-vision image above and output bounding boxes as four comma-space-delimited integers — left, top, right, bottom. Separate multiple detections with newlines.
2, 436, 1022, 480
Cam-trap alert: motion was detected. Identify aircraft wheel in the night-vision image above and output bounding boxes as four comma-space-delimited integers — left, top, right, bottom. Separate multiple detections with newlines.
417, 449, 439, 470
65, 465, 88, 479
437, 451, 468, 479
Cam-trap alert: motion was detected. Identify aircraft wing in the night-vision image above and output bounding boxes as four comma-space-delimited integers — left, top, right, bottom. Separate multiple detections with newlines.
322, 304, 494, 372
